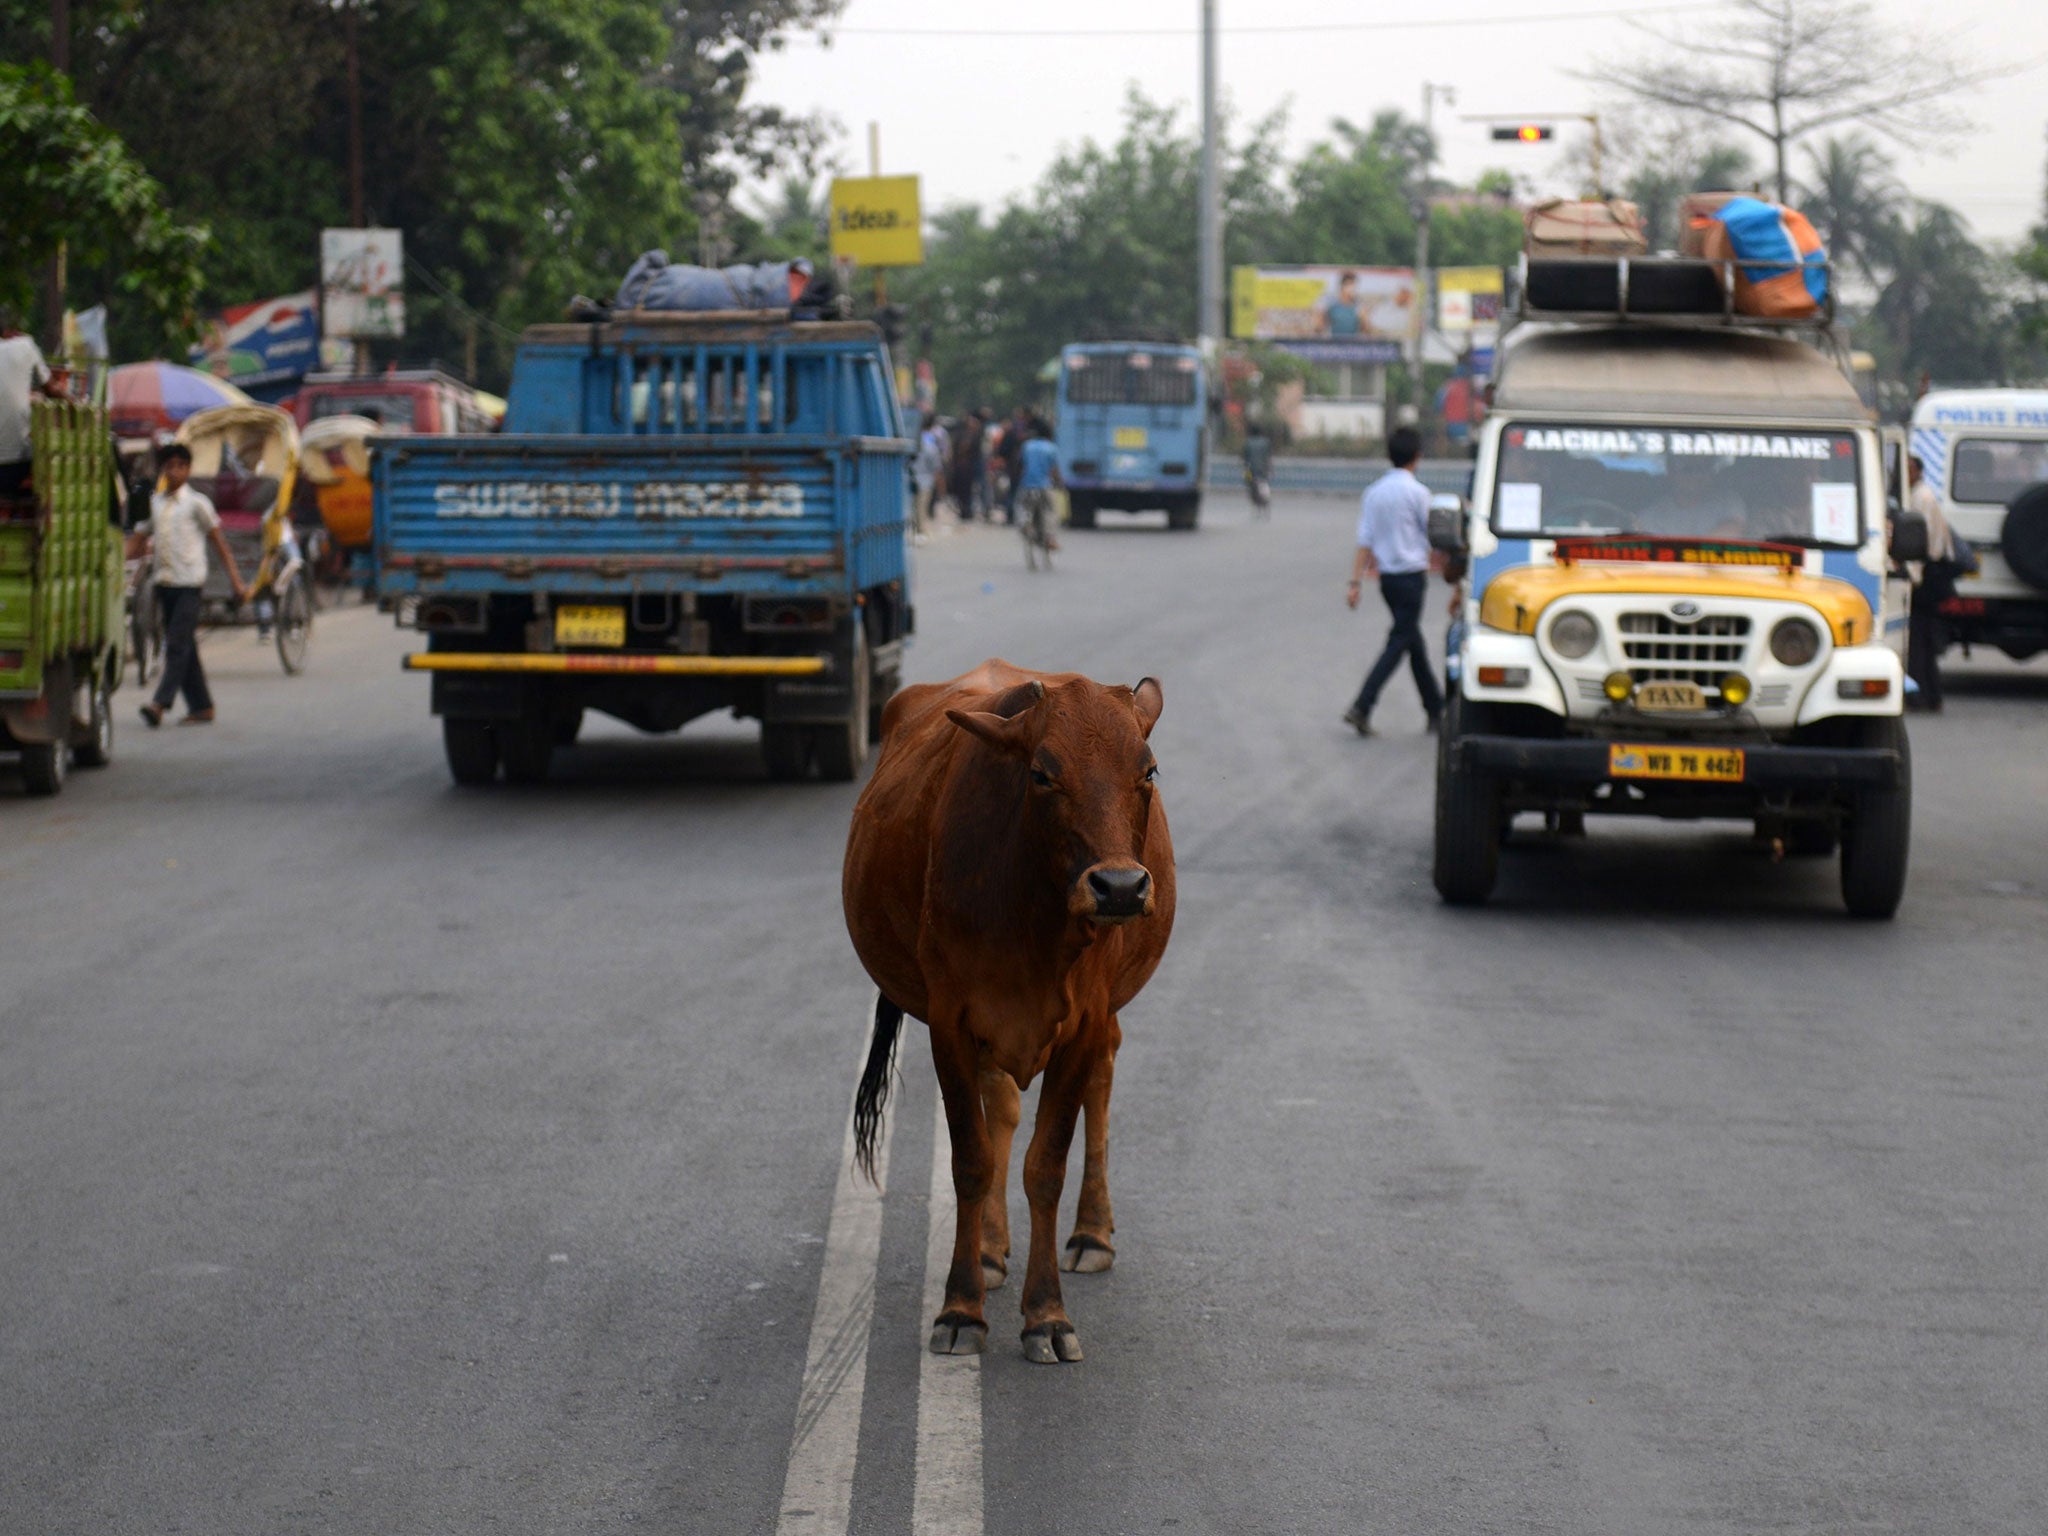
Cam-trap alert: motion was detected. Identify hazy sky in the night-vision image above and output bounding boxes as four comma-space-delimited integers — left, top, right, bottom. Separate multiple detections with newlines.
747, 0, 2048, 247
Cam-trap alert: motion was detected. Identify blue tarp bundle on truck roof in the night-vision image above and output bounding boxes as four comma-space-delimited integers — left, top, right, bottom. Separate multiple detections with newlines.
614, 251, 810, 312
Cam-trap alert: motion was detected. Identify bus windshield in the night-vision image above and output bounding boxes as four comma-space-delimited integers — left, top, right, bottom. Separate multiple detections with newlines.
1061, 352, 1199, 407
1492, 423, 1864, 547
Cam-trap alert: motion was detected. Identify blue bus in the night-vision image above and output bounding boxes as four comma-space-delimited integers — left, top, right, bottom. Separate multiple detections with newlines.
1055, 342, 1208, 530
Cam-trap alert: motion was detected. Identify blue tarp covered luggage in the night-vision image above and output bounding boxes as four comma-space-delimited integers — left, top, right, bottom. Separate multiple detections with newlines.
615, 251, 808, 312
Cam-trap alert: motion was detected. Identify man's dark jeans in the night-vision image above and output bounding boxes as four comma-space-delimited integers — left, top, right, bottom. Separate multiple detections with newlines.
1353, 569, 1443, 720
153, 585, 213, 714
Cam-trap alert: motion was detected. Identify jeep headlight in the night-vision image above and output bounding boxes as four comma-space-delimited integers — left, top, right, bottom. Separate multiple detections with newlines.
1769, 617, 1822, 667
1548, 609, 1599, 660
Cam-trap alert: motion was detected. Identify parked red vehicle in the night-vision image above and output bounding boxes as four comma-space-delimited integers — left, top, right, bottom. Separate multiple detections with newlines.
285, 368, 503, 436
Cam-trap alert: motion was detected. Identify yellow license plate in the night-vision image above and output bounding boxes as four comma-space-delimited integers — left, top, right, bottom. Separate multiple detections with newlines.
1112, 426, 1149, 449
1635, 681, 1706, 711
1608, 743, 1745, 782
554, 605, 626, 647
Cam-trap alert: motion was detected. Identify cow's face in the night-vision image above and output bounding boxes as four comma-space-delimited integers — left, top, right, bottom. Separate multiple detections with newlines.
947, 677, 1164, 925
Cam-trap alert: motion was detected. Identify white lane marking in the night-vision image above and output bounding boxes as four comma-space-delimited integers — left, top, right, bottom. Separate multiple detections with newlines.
775, 1031, 895, 1535
913, 1091, 984, 1536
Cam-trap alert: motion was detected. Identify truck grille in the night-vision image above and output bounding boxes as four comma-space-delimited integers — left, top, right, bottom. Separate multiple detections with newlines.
1618, 613, 1750, 683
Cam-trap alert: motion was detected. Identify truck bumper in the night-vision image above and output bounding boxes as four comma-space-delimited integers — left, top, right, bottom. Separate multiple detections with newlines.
1456, 734, 1904, 791
401, 653, 826, 677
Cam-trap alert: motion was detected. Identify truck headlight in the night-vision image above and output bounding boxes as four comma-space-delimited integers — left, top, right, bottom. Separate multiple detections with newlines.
1548, 609, 1598, 659
1769, 617, 1822, 666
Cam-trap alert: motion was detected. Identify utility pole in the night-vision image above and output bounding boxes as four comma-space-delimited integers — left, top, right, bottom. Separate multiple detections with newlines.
1411, 81, 1455, 419
1196, 0, 1221, 354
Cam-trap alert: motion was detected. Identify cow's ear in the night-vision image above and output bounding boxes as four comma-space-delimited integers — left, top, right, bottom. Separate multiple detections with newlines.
946, 706, 1035, 755
1132, 677, 1163, 738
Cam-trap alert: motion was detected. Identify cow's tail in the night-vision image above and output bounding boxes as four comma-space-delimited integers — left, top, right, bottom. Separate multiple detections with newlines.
852, 994, 905, 1185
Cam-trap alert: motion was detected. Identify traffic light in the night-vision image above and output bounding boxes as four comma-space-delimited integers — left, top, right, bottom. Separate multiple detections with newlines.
1491, 124, 1554, 143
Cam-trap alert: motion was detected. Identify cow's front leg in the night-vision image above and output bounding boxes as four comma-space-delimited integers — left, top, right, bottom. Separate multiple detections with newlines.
1063, 1020, 1118, 1274
1018, 1044, 1091, 1363
979, 1067, 1020, 1289
929, 1020, 993, 1355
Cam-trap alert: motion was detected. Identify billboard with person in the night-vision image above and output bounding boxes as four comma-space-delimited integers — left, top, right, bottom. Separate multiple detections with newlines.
1229, 265, 1416, 364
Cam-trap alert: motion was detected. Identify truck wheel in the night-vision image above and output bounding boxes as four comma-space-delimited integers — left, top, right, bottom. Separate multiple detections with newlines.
761, 724, 812, 781
1165, 495, 1200, 531
443, 719, 500, 785
73, 674, 114, 768
18, 738, 66, 797
498, 713, 554, 784
1433, 699, 1501, 904
814, 627, 872, 782
1840, 716, 1911, 919
553, 707, 585, 748
1067, 495, 1097, 530
869, 670, 899, 743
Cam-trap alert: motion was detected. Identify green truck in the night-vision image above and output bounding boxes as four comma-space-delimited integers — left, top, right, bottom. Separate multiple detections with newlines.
1, 399, 125, 795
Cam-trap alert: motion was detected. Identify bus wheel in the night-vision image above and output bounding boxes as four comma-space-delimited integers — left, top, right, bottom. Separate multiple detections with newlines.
1067, 494, 1097, 530
1165, 495, 1200, 531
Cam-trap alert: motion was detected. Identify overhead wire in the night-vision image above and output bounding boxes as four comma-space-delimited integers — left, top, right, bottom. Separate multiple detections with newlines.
803, 3, 1724, 39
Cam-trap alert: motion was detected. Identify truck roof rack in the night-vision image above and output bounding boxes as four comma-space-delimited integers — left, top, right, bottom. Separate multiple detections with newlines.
1502, 253, 1849, 372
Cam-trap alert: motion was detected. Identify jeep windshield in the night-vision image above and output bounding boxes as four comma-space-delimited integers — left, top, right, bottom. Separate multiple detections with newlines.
1492, 423, 1864, 547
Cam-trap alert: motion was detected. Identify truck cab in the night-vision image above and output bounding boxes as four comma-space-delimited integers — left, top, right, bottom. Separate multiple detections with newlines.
1907, 389, 2048, 661
1433, 257, 1916, 916
373, 311, 912, 784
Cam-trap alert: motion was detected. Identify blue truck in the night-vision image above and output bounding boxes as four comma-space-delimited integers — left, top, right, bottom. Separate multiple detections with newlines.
1054, 342, 1208, 530
372, 311, 912, 784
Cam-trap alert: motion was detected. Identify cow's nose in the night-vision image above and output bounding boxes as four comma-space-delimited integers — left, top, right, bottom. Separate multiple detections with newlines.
1086, 866, 1152, 919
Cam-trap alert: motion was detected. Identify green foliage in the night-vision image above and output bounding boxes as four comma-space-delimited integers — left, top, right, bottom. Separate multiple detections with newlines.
0, 0, 838, 377
0, 62, 205, 342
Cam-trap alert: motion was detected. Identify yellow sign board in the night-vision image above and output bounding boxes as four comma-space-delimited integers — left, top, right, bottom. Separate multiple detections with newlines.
830, 176, 924, 267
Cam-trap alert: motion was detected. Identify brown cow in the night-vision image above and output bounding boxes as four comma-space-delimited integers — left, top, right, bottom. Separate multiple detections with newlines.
842, 659, 1176, 1364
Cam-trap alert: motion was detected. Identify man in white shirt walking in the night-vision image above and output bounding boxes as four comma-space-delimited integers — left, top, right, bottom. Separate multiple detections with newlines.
1343, 426, 1443, 734
128, 443, 247, 726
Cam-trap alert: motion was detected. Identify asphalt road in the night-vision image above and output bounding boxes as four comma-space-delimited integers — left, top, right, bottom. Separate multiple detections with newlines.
5, 493, 2046, 1534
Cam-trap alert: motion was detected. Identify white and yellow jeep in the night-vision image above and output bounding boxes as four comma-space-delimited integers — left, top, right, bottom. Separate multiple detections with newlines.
1433, 261, 1925, 917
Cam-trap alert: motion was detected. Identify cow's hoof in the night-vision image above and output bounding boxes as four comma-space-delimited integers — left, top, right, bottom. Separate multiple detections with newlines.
1061, 1235, 1114, 1274
1021, 1322, 1083, 1364
981, 1255, 1008, 1290
929, 1318, 988, 1356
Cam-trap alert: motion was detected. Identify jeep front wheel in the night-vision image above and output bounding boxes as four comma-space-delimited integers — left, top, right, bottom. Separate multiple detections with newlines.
1433, 699, 1502, 904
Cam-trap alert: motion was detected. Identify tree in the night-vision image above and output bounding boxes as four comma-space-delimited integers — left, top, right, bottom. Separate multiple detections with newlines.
1582, 0, 2002, 203
0, 0, 840, 375
1866, 201, 2007, 385
894, 91, 1290, 412
0, 62, 205, 343
1797, 135, 1900, 286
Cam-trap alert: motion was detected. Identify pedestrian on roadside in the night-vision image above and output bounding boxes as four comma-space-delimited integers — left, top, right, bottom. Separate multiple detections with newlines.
1904, 452, 1959, 714
0, 307, 51, 500
998, 407, 1029, 523
128, 443, 247, 727
912, 411, 946, 544
1343, 426, 1444, 735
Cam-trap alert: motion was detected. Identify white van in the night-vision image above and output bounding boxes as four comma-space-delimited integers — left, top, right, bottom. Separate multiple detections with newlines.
1907, 390, 2048, 661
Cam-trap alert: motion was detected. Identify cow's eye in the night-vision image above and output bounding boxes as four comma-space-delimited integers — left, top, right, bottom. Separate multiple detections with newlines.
1029, 767, 1054, 788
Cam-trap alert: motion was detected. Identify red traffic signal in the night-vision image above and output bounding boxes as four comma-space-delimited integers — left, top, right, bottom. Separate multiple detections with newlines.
1492, 124, 1554, 143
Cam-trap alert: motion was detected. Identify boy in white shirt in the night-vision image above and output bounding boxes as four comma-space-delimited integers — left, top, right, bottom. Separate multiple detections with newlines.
128, 443, 247, 726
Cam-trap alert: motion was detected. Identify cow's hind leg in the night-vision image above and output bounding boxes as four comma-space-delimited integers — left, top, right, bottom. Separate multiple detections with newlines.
979, 1067, 1020, 1289
1063, 1023, 1118, 1274
1018, 1044, 1092, 1363
929, 1020, 994, 1355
